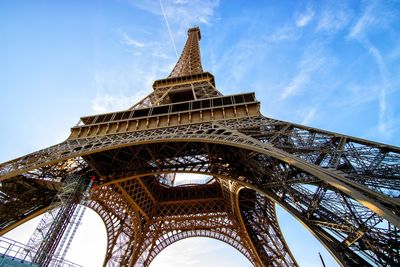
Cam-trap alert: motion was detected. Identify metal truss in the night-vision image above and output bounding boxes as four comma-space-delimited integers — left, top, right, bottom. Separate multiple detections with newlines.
88, 185, 141, 266
168, 27, 203, 78
0, 116, 399, 266
85, 178, 280, 267
238, 188, 297, 266
1, 26, 399, 267
29, 174, 84, 266
0, 175, 56, 234
0, 158, 91, 234
129, 74, 221, 110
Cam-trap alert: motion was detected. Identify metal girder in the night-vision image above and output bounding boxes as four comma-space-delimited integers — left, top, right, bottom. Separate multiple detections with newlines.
169, 27, 203, 78
238, 188, 298, 267
1, 119, 399, 266
1, 26, 399, 267
86, 182, 262, 267
2, 120, 398, 222
0, 176, 56, 233
88, 185, 142, 266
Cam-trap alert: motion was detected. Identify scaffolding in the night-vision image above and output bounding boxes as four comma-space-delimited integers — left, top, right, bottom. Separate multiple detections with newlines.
54, 176, 95, 264
25, 174, 85, 266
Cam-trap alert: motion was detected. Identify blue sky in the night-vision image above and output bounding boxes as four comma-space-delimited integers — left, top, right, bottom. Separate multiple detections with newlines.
1, 0, 400, 266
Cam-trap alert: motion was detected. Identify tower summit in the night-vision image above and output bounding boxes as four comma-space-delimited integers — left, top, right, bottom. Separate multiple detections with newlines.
131, 26, 220, 109
169, 27, 203, 77
0, 27, 399, 267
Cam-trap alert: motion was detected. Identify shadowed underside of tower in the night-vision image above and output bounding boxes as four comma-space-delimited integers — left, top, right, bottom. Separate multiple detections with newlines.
0, 27, 399, 267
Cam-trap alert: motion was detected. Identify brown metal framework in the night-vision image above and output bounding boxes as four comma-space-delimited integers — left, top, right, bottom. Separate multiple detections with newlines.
169, 27, 203, 78
0, 27, 399, 267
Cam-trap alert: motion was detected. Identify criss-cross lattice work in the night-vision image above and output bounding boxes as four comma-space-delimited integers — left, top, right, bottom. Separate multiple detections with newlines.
169, 27, 203, 78
0, 27, 399, 267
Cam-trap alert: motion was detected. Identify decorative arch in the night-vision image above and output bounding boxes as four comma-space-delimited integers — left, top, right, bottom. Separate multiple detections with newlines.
140, 223, 255, 266
89, 171, 264, 266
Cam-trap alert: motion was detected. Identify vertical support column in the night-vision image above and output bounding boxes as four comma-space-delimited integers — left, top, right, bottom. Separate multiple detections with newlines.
88, 185, 143, 267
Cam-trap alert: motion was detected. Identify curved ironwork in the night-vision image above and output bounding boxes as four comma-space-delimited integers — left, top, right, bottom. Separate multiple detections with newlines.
1, 26, 399, 267
86, 178, 262, 266
87, 186, 142, 266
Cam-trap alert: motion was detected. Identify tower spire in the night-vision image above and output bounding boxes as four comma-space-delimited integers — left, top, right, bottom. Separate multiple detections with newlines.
128, 27, 218, 109
168, 27, 203, 77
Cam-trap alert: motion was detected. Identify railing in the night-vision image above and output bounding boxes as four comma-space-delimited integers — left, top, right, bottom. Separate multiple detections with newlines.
79, 92, 257, 125
0, 236, 81, 267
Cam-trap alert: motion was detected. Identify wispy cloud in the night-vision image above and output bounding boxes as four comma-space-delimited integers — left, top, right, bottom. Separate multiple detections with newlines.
151, 237, 248, 267
269, 25, 301, 42
280, 73, 308, 100
281, 45, 326, 99
115, 29, 148, 47
128, 0, 220, 35
269, 6, 315, 43
120, 30, 146, 47
316, 4, 350, 33
366, 115, 400, 141
91, 93, 144, 113
300, 107, 317, 125
164, 0, 220, 27
388, 41, 400, 61
124, 0, 220, 79
90, 71, 151, 113
152, 51, 171, 59
367, 43, 388, 133
151, 238, 215, 267
348, 3, 376, 39
347, 2, 391, 138
212, 37, 265, 90
295, 7, 315, 28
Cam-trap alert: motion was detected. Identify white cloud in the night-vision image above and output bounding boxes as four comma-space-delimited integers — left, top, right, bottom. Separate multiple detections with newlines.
128, 0, 220, 32
124, 0, 220, 74
173, 173, 212, 186
151, 238, 251, 267
281, 45, 326, 99
347, 2, 392, 138
366, 115, 399, 141
316, 5, 350, 33
269, 25, 301, 42
368, 42, 389, 137
91, 70, 152, 113
117, 29, 147, 47
152, 52, 170, 59
280, 72, 309, 100
300, 107, 317, 125
174, 0, 190, 4
91, 93, 146, 113
126, 0, 160, 15
212, 38, 264, 90
348, 4, 376, 39
269, 6, 314, 43
348, 0, 398, 40
122, 34, 145, 47
198, 16, 209, 25
295, 7, 315, 27
388, 42, 400, 61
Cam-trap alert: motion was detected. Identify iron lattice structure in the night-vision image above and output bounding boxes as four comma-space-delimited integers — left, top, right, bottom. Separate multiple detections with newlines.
1, 27, 399, 267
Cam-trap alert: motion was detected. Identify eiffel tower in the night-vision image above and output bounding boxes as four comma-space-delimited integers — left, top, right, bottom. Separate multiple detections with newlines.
0, 27, 399, 267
